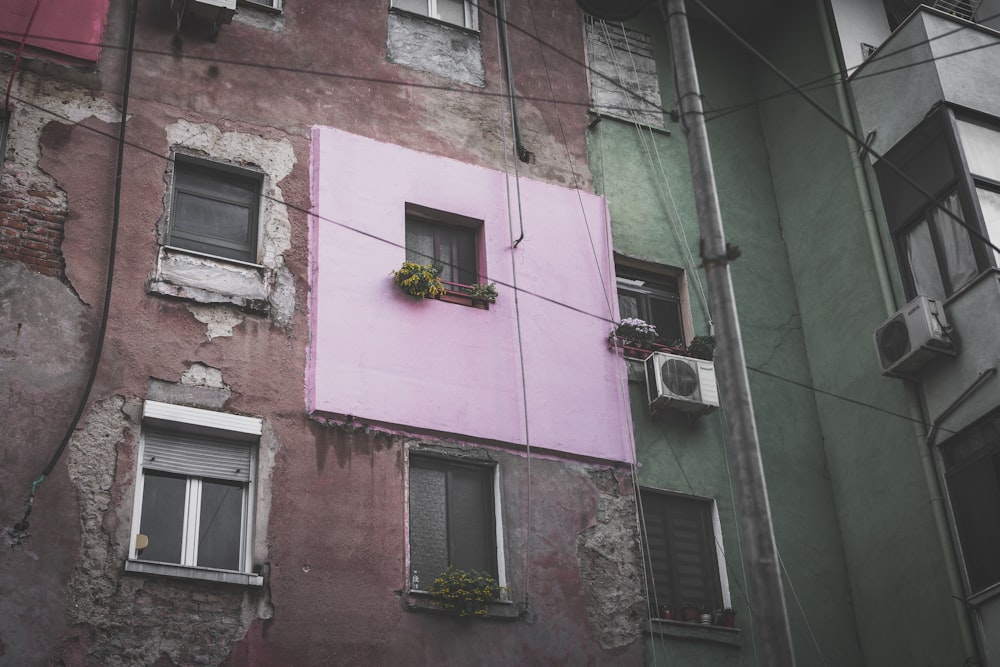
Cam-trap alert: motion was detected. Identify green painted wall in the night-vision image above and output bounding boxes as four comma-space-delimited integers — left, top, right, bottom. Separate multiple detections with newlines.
752, 3, 967, 666
586, 6, 866, 666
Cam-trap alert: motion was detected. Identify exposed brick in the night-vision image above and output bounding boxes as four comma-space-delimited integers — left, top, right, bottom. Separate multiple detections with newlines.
0, 174, 68, 280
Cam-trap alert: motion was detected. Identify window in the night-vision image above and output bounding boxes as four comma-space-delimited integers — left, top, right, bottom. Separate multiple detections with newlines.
640, 489, 727, 618
405, 205, 479, 288
127, 401, 262, 585
390, 0, 477, 30
584, 17, 663, 128
239, 0, 281, 11
617, 266, 684, 346
957, 117, 1000, 267
408, 455, 498, 591
942, 408, 1000, 594
167, 155, 263, 264
875, 107, 998, 301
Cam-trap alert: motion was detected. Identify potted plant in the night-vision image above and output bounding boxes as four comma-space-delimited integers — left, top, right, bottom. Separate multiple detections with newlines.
429, 566, 503, 618
611, 317, 659, 350
680, 602, 701, 623
393, 261, 446, 299
686, 335, 716, 360
467, 281, 499, 303
715, 607, 736, 627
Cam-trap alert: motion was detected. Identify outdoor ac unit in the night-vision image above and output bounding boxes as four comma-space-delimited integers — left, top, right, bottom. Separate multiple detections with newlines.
172, 0, 236, 41
873, 295, 955, 378
645, 351, 719, 417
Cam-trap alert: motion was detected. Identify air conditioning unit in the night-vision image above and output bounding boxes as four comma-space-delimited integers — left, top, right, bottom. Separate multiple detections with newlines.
645, 351, 719, 417
873, 295, 955, 378
172, 0, 236, 41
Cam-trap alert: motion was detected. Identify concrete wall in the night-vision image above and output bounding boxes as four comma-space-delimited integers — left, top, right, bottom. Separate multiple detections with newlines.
851, 9, 1000, 156
829, 0, 892, 72
755, 3, 969, 666
310, 127, 630, 461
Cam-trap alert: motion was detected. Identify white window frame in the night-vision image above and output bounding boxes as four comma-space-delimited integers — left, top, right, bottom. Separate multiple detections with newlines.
390, 0, 479, 31
125, 400, 264, 586
404, 447, 507, 595
239, 0, 281, 12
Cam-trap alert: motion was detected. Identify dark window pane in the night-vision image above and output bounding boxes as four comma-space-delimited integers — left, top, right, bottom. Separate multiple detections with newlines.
405, 217, 478, 286
138, 471, 187, 565
409, 465, 449, 588
169, 161, 259, 262
640, 490, 721, 615
943, 411, 1000, 592
447, 465, 495, 576
197, 479, 244, 571
616, 270, 683, 345
648, 296, 683, 346
409, 458, 495, 588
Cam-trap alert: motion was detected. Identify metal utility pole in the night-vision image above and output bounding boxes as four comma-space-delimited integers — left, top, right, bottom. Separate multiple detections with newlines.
662, 0, 795, 663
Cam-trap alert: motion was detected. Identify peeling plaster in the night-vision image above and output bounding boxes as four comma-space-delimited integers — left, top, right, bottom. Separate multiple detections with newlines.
59, 394, 276, 665
147, 121, 297, 322
186, 303, 246, 339
5, 75, 121, 200
576, 470, 644, 650
180, 361, 229, 388
165, 119, 294, 266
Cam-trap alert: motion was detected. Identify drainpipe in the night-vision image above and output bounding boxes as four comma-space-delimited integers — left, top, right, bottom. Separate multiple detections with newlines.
817, 2, 982, 663
496, 0, 531, 164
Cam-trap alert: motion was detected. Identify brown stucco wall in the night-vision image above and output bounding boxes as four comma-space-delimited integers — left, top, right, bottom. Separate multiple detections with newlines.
0, 0, 647, 664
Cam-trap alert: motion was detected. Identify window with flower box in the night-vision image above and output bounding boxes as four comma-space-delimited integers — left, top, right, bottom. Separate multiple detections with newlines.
407, 454, 499, 592
404, 204, 487, 305
616, 263, 684, 347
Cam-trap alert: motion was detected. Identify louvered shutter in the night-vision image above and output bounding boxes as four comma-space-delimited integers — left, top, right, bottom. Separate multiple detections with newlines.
143, 430, 253, 482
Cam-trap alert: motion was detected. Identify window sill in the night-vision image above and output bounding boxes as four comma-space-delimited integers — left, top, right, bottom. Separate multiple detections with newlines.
647, 619, 742, 648
589, 110, 669, 135
148, 245, 271, 313
125, 559, 263, 587
403, 591, 521, 620
388, 6, 479, 35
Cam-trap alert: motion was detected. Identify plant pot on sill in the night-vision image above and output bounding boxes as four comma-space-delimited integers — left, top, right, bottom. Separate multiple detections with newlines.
716, 608, 736, 627
680, 605, 701, 623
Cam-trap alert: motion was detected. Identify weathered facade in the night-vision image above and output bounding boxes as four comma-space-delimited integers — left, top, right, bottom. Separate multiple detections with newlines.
6, 0, 1000, 665
1, 1, 643, 664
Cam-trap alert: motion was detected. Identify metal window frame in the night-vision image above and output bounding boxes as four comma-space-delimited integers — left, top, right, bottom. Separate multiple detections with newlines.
167, 153, 265, 264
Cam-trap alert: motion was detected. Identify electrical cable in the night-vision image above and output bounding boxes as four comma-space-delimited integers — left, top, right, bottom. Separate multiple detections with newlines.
4, 86, 973, 447
495, 0, 534, 614
4, 0, 42, 113
12, 0, 139, 535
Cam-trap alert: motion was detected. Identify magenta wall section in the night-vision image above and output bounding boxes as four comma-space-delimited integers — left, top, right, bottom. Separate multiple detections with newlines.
309, 127, 632, 463
2, 0, 108, 62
